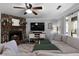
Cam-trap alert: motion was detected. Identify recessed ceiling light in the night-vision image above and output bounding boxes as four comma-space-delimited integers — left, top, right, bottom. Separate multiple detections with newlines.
66, 17, 68, 19
57, 5, 61, 10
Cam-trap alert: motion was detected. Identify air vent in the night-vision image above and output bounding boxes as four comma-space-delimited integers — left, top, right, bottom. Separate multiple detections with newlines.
57, 5, 61, 10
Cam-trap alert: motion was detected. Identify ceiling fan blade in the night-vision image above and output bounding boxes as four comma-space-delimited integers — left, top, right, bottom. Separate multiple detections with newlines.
29, 3, 32, 9
33, 6, 42, 9
25, 3, 32, 9
32, 10, 38, 15
14, 7, 25, 9
25, 3, 28, 8
24, 12, 27, 15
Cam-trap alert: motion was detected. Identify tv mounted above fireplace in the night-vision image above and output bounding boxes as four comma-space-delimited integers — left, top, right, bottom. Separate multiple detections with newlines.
30, 22, 45, 31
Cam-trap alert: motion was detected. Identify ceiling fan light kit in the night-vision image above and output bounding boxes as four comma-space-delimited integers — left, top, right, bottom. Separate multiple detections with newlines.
26, 9, 32, 13
13, 3, 42, 15
24, 12, 27, 15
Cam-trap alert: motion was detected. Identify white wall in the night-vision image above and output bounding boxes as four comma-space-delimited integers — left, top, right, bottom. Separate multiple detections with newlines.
59, 17, 66, 35
26, 18, 58, 40
0, 12, 1, 43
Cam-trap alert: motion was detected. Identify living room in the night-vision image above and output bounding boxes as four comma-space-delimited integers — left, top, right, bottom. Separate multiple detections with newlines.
1, 3, 79, 56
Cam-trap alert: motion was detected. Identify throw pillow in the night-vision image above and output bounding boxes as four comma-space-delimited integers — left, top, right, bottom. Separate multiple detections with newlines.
2, 40, 19, 55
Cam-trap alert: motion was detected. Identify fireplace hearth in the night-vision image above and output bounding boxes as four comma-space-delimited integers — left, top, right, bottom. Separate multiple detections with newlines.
9, 31, 23, 44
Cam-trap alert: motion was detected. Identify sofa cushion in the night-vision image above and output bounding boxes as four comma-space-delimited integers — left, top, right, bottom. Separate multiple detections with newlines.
66, 36, 74, 46
18, 44, 34, 53
34, 50, 61, 54
36, 51, 79, 56
1, 48, 18, 56
62, 35, 68, 43
67, 37, 79, 50
54, 34, 62, 41
19, 52, 36, 56
2, 40, 19, 56
51, 40, 79, 53
71, 38, 79, 50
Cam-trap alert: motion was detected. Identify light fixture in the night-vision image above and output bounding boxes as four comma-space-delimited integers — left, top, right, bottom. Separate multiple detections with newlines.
57, 5, 61, 10
35, 23, 38, 25
66, 17, 68, 20
26, 9, 32, 13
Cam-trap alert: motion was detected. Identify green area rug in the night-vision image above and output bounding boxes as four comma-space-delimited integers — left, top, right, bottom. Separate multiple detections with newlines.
33, 39, 59, 51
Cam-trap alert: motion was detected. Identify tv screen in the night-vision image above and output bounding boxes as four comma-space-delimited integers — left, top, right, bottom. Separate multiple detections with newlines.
30, 22, 45, 31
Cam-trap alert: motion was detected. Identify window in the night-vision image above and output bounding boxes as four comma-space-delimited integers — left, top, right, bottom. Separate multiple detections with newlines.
51, 23, 60, 34
52, 25, 59, 33
65, 17, 69, 35
71, 16, 77, 37
66, 20, 68, 33
72, 21, 77, 30
53, 25, 57, 33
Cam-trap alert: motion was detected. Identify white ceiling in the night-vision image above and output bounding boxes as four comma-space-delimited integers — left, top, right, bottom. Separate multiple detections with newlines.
0, 3, 77, 19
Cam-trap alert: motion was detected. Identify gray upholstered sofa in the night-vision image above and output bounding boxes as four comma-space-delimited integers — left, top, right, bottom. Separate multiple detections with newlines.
35, 34, 79, 56
1, 34, 79, 56
0, 40, 36, 56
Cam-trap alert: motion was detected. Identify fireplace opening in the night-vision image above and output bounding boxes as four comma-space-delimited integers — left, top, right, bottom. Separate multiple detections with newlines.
9, 31, 22, 44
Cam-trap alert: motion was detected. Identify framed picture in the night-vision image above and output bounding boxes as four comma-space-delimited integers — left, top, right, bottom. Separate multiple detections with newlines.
48, 23, 52, 29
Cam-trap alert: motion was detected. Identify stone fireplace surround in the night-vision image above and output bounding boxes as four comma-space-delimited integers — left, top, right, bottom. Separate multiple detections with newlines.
9, 30, 22, 44
1, 14, 26, 43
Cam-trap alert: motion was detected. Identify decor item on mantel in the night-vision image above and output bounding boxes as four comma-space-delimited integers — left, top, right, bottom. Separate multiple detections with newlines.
2, 31, 8, 42
19, 19, 27, 26
1, 18, 12, 26
1, 13, 27, 44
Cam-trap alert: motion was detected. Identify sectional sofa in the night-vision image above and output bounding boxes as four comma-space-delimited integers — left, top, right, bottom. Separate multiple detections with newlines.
1, 34, 79, 56
35, 34, 79, 56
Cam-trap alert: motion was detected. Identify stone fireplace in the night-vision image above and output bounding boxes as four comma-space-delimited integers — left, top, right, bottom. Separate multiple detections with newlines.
9, 31, 22, 41
1, 14, 27, 43
9, 30, 22, 44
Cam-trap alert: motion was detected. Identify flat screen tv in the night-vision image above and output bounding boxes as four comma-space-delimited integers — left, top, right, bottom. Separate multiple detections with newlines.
30, 22, 45, 31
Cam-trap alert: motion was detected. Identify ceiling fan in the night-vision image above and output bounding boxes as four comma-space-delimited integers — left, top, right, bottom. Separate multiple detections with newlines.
13, 3, 42, 15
